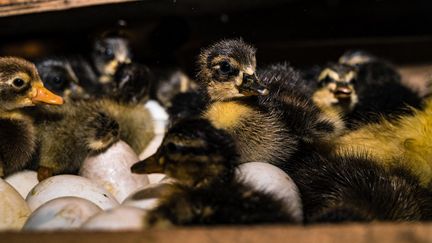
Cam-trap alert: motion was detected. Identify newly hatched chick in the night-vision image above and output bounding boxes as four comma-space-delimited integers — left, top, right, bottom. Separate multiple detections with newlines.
26, 99, 154, 180
132, 118, 298, 226
150, 68, 198, 108
258, 63, 345, 143
197, 39, 295, 165
333, 98, 432, 187
112, 62, 152, 104
35, 57, 92, 101
196, 39, 344, 166
0, 57, 64, 177
313, 51, 423, 129
312, 63, 358, 115
285, 149, 432, 223
92, 33, 131, 85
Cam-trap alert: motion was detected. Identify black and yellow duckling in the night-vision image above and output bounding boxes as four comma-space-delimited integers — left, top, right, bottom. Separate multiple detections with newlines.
150, 68, 198, 108
193, 39, 344, 166
332, 98, 432, 187
313, 51, 423, 129
91, 32, 132, 85
0, 57, 64, 177
257, 63, 345, 143
132, 118, 298, 226
26, 99, 154, 180
35, 57, 92, 101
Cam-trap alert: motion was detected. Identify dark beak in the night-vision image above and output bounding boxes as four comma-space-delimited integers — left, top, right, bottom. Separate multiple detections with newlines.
238, 74, 269, 96
131, 154, 165, 174
334, 83, 352, 99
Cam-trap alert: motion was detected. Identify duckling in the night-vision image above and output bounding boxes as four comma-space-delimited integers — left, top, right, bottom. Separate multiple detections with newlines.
0, 57, 64, 177
332, 98, 432, 187
112, 62, 152, 104
313, 51, 423, 129
131, 118, 298, 226
27, 99, 154, 180
257, 63, 345, 143
91, 32, 131, 85
35, 57, 92, 101
150, 68, 198, 108
196, 39, 343, 166
286, 149, 432, 223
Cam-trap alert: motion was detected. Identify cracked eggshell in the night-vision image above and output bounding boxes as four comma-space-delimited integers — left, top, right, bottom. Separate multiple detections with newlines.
122, 182, 173, 210
5, 170, 38, 199
26, 175, 119, 212
0, 178, 31, 230
80, 140, 149, 203
236, 162, 303, 223
81, 206, 147, 231
23, 197, 102, 231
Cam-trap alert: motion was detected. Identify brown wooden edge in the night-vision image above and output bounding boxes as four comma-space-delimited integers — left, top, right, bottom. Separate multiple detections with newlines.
1, 223, 432, 243
0, 0, 139, 17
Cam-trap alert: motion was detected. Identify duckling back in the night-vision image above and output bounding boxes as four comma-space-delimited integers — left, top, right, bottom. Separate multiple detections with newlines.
334, 99, 432, 186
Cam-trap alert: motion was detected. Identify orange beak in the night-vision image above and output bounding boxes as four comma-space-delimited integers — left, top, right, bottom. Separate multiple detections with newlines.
31, 83, 64, 105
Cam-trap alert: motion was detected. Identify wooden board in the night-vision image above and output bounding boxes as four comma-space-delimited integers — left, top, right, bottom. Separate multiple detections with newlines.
2, 223, 432, 243
0, 0, 139, 17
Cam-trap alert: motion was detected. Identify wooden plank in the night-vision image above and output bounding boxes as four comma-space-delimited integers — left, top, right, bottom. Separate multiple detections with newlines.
2, 223, 432, 243
0, 0, 139, 17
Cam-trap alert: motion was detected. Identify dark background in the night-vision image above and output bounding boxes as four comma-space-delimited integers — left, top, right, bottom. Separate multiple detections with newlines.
1, 0, 432, 74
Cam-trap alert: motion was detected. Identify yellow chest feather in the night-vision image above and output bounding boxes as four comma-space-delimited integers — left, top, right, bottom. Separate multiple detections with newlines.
204, 101, 253, 130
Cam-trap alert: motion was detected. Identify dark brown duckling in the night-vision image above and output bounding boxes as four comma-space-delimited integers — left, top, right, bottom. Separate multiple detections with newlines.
132, 118, 299, 227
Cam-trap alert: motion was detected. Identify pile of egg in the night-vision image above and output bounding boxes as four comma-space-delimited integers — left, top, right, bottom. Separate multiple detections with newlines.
1, 100, 302, 231
0, 100, 169, 231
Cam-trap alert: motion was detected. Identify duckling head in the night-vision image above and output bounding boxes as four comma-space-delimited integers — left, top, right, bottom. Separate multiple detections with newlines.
313, 63, 359, 112
131, 118, 238, 187
92, 35, 132, 83
0, 57, 64, 111
197, 39, 268, 101
339, 50, 376, 66
36, 58, 89, 100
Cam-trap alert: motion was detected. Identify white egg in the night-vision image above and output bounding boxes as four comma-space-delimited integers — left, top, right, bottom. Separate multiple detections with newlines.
147, 173, 166, 184
236, 162, 303, 223
26, 175, 118, 211
23, 197, 102, 231
80, 140, 149, 202
0, 178, 31, 230
122, 182, 172, 210
81, 206, 147, 231
5, 170, 38, 199
140, 100, 168, 160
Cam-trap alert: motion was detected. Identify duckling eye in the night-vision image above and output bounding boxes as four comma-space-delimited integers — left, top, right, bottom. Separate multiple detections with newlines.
103, 48, 114, 59
166, 142, 179, 153
12, 78, 25, 88
53, 77, 64, 84
219, 61, 232, 74
320, 76, 333, 86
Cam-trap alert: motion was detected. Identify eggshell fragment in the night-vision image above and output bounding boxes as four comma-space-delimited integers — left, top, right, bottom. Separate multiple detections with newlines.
23, 197, 102, 231
5, 170, 38, 199
81, 206, 147, 231
80, 140, 149, 202
0, 178, 31, 230
26, 175, 119, 211
236, 162, 303, 223
122, 182, 172, 210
